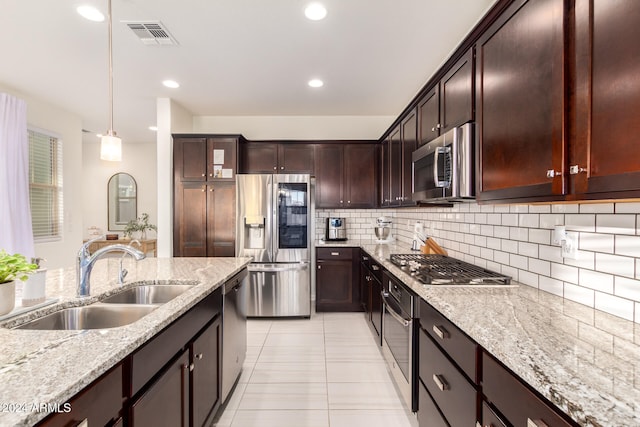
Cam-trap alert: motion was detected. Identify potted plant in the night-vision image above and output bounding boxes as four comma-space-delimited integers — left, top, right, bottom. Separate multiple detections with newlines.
0, 250, 38, 315
123, 213, 157, 240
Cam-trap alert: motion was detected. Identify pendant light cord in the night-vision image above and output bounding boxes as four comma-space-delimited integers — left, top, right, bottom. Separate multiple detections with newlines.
107, 0, 115, 136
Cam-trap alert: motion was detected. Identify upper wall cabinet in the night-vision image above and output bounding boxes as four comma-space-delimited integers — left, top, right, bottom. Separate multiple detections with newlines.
174, 136, 239, 182
418, 49, 474, 146
476, 0, 566, 203
315, 143, 378, 209
240, 142, 315, 174
381, 110, 417, 208
573, 0, 640, 199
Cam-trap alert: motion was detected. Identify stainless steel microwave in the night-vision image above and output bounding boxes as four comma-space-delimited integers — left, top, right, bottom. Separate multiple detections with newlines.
411, 122, 475, 202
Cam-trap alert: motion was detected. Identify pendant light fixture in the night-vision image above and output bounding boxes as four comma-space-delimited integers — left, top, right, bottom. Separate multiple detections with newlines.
100, 0, 122, 161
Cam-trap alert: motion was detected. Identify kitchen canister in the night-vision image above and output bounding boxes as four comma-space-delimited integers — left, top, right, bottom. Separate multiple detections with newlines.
22, 258, 46, 307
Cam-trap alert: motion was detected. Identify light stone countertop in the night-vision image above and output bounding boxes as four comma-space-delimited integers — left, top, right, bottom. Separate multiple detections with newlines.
0, 256, 251, 427
357, 242, 640, 427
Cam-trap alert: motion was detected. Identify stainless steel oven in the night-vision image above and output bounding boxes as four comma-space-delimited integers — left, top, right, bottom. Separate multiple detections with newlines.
381, 271, 418, 412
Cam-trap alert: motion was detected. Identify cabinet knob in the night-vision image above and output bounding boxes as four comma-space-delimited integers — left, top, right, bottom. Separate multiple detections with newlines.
273, 166, 277, 170
436, 123, 441, 129
340, 200, 343, 203
371, 265, 380, 271
209, 173, 213, 177
201, 173, 205, 177
331, 252, 340, 256
195, 353, 204, 360
201, 186, 206, 192
347, 200, 351, 204
209, 188, 213, 192
546, 169, 561, 178
569, 165, 588, 175
317, 265, 321, 269
431, 127, 436, 132
280, 166, 284, 170
432, 324, 450, 340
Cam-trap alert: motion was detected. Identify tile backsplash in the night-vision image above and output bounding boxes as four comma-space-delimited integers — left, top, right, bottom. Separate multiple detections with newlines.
317, 202, 640, 323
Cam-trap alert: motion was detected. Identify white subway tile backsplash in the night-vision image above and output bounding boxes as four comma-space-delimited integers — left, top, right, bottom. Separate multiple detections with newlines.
563, 250, 595, 270
519, 214, 540, 228
510, 227, 529, 242
579, 269, 614, 293
518, 242, 539, 258
487, 237, 502, 250
595, 292, 634, 321
566, 214, 596, 232
539, 214, 565, 229
510, 254, 528, 270
481, 225, 494, 237
529, 229, 551, 245
597, 214, 636, 235
596, 253, 636, 278
552, 263, 579, 284
539, 276, 563, 296
487, 214, 502, 225
636, 303, 640, 324
529, 205, 551, 213
615, 202, 640, 214
480, 205, 495, 213
552, 204, 579, 214
502, 265, 519, 281
529, 258, 551, 276
580, 203, 614, 214
475, 213, 488, 224
564, 283, 595, 307
494, 226, 510, 239
481, 247, 494, 261
518, 270, 539, 287
539, 245, 563, 263
502, 214, 518, 227
615, 235, 640, 257
580, 232, 614, 254
510, 205, 529, 213
494, 251, 510, 265
614, 276, 640, 301
502, 240, 518, 254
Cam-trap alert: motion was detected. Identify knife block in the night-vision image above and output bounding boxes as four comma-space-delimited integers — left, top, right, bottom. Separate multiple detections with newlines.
420, 238, 447, 255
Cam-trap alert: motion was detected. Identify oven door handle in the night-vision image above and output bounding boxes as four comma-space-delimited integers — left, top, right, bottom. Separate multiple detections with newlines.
381, 291, 411, 327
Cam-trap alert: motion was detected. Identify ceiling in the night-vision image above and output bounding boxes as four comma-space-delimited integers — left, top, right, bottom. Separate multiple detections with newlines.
0, 0, 496, 143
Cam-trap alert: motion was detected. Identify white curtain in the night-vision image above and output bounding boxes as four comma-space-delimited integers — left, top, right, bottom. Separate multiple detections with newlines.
0, 93, 35, 258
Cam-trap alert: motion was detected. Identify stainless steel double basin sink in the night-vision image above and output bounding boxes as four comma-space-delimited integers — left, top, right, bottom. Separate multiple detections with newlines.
15, 284, 194, 331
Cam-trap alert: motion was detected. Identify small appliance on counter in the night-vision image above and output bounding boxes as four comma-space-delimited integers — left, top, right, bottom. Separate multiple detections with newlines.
374, 216, 393, 243
326, 217, 347, 241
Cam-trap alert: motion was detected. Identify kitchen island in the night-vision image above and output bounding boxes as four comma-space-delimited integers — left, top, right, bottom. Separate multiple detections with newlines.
0, 256, 251, 426
320, 240, 640, 427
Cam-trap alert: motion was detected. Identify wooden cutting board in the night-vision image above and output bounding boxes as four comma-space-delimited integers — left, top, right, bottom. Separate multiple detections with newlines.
420, 238, 447, 255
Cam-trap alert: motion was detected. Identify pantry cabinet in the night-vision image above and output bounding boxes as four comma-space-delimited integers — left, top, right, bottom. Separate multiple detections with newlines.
476, 0, 566, 203
173, 136, 238, 257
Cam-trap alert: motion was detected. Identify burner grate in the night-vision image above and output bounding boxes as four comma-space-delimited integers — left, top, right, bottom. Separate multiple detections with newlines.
389, 254, 511, 285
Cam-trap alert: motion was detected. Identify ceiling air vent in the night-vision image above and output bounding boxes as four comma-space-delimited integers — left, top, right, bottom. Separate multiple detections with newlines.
124, 21, 178, 46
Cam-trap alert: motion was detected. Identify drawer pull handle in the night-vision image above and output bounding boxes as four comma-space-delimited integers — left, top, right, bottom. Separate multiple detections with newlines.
363, 256, 369, 261
432, 324, 450, 340
432, 374, 449, 391
527, 419, 549, 427
195, 353, 203, 360
371, 265, 380, 271
331, 252, 339, 256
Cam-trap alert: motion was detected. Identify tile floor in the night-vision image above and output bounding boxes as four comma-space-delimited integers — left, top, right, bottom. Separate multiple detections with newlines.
213, 311, 418, 427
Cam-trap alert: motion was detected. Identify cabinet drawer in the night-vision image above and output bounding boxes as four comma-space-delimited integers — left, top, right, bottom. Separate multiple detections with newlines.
420, 328, 477, 427
417, 379, 448, 427
317, 247, 354, 260
131, 289, 222, 396
420, 299, 477, 382
481, 401, 507, 427
482, 352, 573, 427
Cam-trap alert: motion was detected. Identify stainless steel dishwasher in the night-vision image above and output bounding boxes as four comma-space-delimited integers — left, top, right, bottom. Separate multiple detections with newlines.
222, 269, 248, 403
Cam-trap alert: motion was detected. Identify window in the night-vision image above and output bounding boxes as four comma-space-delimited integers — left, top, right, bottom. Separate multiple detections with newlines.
28, 128, 63, 241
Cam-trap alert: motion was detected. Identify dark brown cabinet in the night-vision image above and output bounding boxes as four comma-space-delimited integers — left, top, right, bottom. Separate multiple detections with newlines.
173, 136, 238, 257
316, 247, 361, 312
240, 142, 315, 174
191, 317, 222, 427
315, 143, 378, 209
418, 48, 474, 146
359, 251, 382, 344
573, 0, 640, 199
382, 111, 416, 207
476, 0, 566, 203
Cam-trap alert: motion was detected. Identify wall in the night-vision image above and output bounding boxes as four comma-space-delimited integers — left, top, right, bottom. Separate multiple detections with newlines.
193, 116, 394, 140
81, 141, 157, 240
319, 202, 640, 324
0, 83, 83, 269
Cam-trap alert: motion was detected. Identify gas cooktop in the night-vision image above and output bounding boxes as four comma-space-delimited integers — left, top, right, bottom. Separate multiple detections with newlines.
389, 254, 512, 286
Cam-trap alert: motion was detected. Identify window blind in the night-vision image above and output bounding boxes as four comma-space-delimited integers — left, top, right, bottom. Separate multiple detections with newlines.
28, 129, 63, 241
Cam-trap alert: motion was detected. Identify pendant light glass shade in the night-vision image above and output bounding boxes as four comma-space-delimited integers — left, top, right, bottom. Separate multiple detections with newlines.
100, 0, 122, 161
100, 132, 122, 161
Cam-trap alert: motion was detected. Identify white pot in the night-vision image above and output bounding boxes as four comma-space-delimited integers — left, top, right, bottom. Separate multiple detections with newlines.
22, 269, 47, 307
0, 280, 16, 316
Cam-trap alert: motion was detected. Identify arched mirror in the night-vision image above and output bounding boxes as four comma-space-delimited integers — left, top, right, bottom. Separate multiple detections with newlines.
108, 173, 137, 231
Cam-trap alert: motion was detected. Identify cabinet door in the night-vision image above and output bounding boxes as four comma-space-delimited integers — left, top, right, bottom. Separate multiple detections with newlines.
401, 110, 417, 206
207, 182, 236, 257
574, 0, 640, 198
191, 318, 222, 427
316, 259, 353, 311
207, 137, 237, 181
130, 351, 189, 427
381, 138, 391, 207
240, 142, 278, 173
418, 85, 440, 146
174, 138, 207, 181
441, 48, 474, 132
360, 261, 370, 314
370, 273, 382, 342
278, 144, 315, 174
476, 0, 566, 202
315, 144, 344, 208
174, 182, 207, 257
344, 144, 378, 208
389, 126, 403, 206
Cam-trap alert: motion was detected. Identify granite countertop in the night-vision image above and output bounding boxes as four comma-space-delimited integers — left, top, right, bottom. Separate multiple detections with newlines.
358, 242, 639, 427
0, 257, 251, 427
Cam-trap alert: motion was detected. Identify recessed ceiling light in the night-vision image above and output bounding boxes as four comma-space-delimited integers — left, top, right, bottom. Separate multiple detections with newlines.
149, 126, 158, 131
308, 79, 324, 88
162, 80, 180, 89
77, 5, 105, 22
305, 3, 327, 21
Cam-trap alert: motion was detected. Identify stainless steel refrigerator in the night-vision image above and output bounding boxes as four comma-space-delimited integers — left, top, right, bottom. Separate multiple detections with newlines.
236, 174, 313, 317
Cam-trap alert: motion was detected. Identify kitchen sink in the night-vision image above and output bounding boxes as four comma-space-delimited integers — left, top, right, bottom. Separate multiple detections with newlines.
101, 284, 194, 305
14, 304, 157, 330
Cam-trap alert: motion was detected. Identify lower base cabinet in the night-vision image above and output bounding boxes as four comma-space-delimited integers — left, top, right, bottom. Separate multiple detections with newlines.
191, 317, 222, 427
417, 380, 448, 427
316, 247, 361, 312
